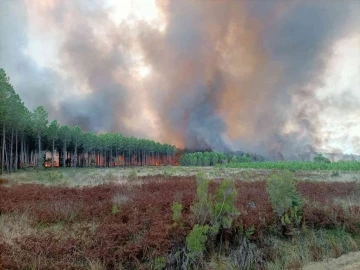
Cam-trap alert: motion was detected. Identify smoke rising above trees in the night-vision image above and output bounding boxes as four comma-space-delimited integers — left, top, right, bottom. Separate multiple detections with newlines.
0, 0, 359, 159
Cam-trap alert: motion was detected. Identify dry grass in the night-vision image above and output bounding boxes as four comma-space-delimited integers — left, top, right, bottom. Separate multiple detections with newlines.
111, 192, 130, 205
1, 168, 360, 268
87, 259, 107, 270
304, 251, 360, 270
0, 213, 37, 245
3, 166, 359, 187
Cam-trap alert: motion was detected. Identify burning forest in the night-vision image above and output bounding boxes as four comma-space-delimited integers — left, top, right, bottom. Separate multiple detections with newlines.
0, 0, 359, 160
1, 1, 360, 269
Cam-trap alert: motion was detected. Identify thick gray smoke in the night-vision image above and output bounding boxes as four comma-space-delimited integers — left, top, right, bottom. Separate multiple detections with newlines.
0, 0, 359, 159
0, 1, 64, 114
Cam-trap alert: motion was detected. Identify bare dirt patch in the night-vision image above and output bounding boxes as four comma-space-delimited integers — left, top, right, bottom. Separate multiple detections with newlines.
304, 251, 360, 270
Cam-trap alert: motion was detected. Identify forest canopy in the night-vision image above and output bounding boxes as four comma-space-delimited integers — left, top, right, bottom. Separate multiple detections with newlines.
0, 68, 176, 174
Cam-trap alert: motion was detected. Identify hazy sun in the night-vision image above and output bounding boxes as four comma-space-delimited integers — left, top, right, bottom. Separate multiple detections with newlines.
106, 0, 165, 31
137, 65, 151, 78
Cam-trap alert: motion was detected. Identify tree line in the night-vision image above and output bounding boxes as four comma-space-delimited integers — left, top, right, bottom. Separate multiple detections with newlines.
180, 151, 265, 166
0, 68, 176, 174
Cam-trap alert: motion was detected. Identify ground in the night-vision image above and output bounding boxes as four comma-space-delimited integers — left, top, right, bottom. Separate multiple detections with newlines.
304, 251, 360, 270
1, 166, 360, 269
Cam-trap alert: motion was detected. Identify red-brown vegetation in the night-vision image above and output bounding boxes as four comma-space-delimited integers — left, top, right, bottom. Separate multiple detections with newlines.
0, 176, 359, 269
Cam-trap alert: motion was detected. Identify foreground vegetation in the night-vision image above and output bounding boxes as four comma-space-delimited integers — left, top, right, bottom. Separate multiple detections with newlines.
1, 169, 360, 269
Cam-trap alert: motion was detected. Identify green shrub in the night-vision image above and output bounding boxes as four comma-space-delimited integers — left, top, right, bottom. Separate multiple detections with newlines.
171, 202, 182, 223
128, 169, 137, 180
267, 171, 301, 216
237, 224, 255, 240
185, 175, 240, 265
212, 179, 239, 233
313, 154, 331, 164
152, 256, 166, 270
186, 224, 209, 258
266, 171, 302, 230
191, 172, 213, 225
191, 175, 239, 232
112, 205, 120, 215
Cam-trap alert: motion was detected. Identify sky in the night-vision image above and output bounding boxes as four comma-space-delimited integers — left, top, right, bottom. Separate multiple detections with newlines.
0, 0, 359, 159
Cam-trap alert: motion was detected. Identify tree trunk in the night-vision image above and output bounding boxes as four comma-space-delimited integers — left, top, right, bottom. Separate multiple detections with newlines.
110, 148, 112, 167
122, 151, 124, 167
1, 124, 5, 175
15, 129, 18, 171
37, 133, 41, 168
4, 137, 9, 173
74, 139, 78, 168
52, 137, 55, 168
102, 148, 105, 167
20, 133, 24, 169
63, 139, 66, 168
10, 128, 13, 172
24, 141, 27, 166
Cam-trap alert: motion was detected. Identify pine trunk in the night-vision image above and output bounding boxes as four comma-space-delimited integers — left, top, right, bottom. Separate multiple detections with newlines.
1, 124, 5, 174
15, 130, 18, 171
4, 137, 8, 172
110, 148, 112, 167
74, 140, 77, 168
63, 139, 66, 168
52, 137, 55, 168
20, 133, 24, 169
10, 128, 13, 171
37, 133, 41, 168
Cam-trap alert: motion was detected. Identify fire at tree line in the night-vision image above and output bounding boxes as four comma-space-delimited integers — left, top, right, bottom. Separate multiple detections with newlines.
0, 67, 261, 173
2, 67, 360, 174
0, 68, 178, 173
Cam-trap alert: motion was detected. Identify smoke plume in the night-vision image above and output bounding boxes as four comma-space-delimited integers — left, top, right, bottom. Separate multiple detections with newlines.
0, 0, 359, 159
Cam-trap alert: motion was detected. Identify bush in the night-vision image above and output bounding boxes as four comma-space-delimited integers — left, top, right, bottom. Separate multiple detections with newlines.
212, 179, 239, 233
128, 169, 137, 180
171, 202, 182, 224
152, 256, 166, 270
191, 175, 239, 234
313, 154, 331, 164
267, 171, 301, 216
112, 205, 120, 215
186, 224, 209, 258
266, 171, 302, 231
191, 172, 213, 225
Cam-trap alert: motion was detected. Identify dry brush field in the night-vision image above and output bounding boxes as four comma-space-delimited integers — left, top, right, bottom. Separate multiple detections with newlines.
1, 167, 360, 269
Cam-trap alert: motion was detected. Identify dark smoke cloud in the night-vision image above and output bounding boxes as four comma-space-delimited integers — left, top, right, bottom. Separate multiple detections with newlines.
0, 0, 65, 116
0, 0, 359, 158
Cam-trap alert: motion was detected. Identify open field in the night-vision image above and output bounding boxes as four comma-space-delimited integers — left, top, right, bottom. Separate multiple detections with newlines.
2, 166, 360, 187
1, 167, 360, 269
